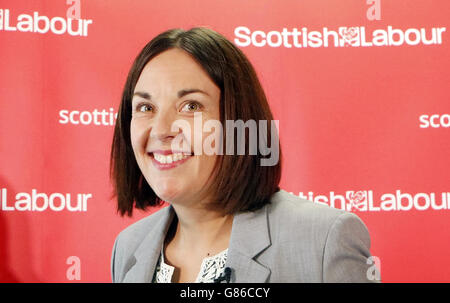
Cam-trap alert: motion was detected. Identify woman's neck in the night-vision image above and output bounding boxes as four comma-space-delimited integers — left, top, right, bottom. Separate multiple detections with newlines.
168, 204, 234, 256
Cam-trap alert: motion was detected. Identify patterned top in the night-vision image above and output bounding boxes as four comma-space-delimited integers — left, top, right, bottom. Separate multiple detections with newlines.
152, 246, 228, 283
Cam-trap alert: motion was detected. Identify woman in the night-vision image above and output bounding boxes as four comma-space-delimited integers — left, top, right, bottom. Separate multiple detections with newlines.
110, 27, 377, 283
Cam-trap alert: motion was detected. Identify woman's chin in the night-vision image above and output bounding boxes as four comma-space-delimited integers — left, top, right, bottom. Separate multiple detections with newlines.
152, 184, 183, 203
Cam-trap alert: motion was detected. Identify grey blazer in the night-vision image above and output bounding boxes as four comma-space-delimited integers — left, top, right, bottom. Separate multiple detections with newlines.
111, 190, 378, 283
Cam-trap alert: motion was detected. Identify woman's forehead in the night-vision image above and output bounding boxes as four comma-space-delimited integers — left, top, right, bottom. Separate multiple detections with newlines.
135, 49, 219, 96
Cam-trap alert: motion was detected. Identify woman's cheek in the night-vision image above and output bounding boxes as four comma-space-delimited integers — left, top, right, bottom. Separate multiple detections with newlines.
130, 118, 150, 156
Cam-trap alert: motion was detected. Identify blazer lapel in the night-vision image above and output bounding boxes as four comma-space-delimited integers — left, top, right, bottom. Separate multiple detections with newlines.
123, 205, 175, 283
225, 204, 272, 282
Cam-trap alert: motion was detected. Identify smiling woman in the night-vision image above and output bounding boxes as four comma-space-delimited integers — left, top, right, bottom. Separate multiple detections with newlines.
109, 27, 378, 283
111, 27, 280, 219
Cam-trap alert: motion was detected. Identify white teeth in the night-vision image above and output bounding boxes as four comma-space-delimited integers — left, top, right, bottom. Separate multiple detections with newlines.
153, 153, 190, 164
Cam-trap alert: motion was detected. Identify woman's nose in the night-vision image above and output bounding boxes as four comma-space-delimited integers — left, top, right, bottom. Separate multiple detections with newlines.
150, 110, 179, 142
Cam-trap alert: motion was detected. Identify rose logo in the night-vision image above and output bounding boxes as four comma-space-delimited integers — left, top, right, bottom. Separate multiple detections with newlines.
346, 190, 367, 211
339, 27, 360, 46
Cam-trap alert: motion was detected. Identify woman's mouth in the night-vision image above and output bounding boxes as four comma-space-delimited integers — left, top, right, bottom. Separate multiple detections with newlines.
148, 151, 192, 170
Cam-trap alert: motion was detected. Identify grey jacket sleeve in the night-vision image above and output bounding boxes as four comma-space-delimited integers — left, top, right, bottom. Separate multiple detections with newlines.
322, 212, 380, 283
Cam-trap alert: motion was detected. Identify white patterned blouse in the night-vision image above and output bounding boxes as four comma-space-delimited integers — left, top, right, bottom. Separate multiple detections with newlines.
152, 246, 228, 283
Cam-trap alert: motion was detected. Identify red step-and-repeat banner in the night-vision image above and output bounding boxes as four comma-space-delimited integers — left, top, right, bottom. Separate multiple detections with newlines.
0, 0, 449, 282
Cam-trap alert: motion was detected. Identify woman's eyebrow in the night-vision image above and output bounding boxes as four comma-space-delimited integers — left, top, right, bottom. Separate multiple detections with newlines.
177, 88, 210, 98
132, 88, 209, 100
133, 91, 151, 100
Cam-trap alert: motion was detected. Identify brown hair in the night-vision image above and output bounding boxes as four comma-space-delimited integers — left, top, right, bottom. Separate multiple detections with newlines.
110, 27, 281, 217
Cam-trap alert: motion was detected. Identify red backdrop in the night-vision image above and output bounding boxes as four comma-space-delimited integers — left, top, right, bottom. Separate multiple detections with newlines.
0, 0, 449, 282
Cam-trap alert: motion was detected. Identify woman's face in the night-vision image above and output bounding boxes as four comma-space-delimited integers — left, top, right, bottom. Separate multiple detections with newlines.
130, 48, 221, 207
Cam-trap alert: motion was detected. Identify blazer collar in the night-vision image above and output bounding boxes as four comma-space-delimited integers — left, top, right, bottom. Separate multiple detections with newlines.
125, 203, 272, 283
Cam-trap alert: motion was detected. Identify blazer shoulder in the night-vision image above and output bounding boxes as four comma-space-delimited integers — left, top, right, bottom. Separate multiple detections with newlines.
267, 190, 367, 244
269, 189, 347, 224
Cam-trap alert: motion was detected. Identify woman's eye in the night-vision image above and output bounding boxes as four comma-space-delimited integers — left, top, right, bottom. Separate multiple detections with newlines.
136, 103, 153, 112
182, 101, 203, 112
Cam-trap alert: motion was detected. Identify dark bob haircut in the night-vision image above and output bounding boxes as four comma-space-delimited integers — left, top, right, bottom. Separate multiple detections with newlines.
110, 27, 282, 217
